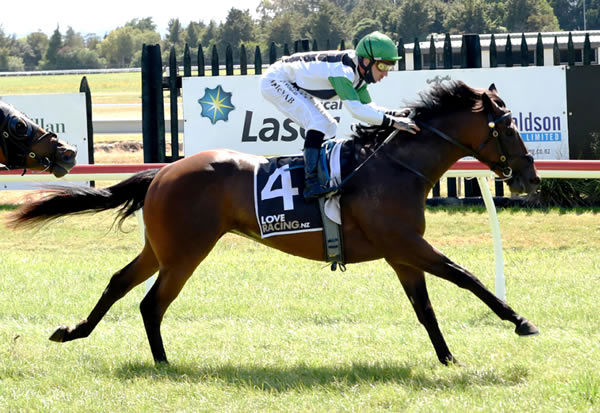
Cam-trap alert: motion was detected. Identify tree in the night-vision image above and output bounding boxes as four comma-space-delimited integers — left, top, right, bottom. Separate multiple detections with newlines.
126, 17, 157, 32
391, 0, 433, 42
352, 18, 381, 46
264, 12, 298, 48
100, 26, 160, 67
42, 26, 63, 69
26, 31, 49, 68
64, 26, 85, 49
166, 18, 183, 45
201, 20, 220, 47
505, 0, 560, 32
220, 8, 255, 60
301, 1, 346, 49
444, 0, 492, 34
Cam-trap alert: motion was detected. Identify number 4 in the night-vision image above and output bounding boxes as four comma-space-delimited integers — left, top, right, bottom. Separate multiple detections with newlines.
261, 164, 299, 210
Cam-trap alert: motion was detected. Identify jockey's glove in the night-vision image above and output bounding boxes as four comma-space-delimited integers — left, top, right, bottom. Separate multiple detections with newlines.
383, 114, 420, 135
385, 108, 412, 118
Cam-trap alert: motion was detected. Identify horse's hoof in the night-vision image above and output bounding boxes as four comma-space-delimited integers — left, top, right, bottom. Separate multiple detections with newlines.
515, 319, 540, 336
49, 326, 69, 342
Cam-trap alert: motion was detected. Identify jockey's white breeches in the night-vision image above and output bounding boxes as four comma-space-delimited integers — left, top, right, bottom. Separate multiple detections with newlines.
260, 62, 338, 138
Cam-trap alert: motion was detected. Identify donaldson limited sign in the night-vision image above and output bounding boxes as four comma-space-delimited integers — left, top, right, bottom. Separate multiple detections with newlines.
183, 65, 569, 159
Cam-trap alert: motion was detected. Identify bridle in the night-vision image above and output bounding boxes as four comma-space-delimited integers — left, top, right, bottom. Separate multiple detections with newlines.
418, 110, 533, 181
0, 112, 58, 174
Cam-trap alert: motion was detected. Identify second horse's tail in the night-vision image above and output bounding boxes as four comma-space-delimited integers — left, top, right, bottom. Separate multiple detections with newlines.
7, 169, 160, 229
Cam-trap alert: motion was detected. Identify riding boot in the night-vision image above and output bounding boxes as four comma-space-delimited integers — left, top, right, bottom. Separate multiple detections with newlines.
303, 147, 329, 201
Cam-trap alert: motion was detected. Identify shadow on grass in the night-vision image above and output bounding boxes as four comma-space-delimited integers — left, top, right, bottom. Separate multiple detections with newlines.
112, 360, 528, 391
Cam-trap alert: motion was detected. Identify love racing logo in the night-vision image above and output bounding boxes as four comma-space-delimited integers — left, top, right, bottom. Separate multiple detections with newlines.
197, 85, 235, 124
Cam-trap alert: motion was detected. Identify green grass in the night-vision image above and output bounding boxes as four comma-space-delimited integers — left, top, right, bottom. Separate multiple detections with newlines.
1, 207, 599, 411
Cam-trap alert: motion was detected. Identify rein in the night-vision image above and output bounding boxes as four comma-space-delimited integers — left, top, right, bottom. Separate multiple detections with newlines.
334, 110, 518, 193
418, 111, 514, 180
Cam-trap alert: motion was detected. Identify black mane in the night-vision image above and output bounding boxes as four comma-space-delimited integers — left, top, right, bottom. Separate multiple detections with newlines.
352, 81, 481, 143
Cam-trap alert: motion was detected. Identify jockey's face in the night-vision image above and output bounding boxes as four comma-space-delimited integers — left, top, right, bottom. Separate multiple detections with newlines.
360, 58, 392, 83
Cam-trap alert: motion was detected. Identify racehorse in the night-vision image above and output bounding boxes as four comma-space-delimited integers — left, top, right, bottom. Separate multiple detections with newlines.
0, 101, 77, 176
8, 81, 541, 365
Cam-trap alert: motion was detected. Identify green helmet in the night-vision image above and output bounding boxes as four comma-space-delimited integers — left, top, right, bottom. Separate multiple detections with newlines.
356, 31, 400, 61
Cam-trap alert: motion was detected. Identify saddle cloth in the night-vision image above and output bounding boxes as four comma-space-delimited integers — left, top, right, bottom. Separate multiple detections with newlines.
253, 138, 352, 238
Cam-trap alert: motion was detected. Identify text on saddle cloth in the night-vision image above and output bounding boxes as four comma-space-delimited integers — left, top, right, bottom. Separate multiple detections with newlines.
253, 139, 349, 238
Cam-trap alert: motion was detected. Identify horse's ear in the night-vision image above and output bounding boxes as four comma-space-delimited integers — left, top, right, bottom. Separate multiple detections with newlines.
481, 91, 499, 113
488, 83, 497, 93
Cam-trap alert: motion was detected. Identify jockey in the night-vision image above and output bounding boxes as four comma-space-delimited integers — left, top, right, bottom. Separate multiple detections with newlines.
260, 30, 420, 200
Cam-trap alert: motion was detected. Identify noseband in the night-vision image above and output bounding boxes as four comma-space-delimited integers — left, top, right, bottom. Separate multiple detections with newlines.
0, 114, 57, 173
418, 110, 532, 180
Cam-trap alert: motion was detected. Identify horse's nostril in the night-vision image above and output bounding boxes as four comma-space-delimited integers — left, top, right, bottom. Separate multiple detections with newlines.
61, 148, 77, 162
531, 176, 541, 185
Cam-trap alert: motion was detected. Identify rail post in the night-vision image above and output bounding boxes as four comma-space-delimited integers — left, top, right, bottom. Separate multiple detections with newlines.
141, 44, 166, 163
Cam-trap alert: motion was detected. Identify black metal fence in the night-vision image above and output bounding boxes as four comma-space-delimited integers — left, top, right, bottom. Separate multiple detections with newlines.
141, 31, 599, 198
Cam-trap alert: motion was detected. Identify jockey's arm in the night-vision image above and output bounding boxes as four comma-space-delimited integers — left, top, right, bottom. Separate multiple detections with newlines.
328, 76, 387, 125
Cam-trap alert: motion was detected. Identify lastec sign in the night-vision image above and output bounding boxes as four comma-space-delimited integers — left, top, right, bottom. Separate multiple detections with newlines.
183, 65, 569, 159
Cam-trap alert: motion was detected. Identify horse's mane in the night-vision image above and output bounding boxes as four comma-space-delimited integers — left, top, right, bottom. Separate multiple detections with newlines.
352, 80, 481, 145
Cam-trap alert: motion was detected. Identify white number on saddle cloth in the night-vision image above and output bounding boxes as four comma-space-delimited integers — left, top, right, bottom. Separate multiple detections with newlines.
260, 164, 299, 211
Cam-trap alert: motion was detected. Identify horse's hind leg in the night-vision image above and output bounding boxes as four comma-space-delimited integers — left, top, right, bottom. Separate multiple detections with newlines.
49, 241, 159, 343
387, 261, 456, 365
139, 258, 204, 364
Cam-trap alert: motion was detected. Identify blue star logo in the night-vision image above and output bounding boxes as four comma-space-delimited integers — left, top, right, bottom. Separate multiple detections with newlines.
197, 85, 235, 124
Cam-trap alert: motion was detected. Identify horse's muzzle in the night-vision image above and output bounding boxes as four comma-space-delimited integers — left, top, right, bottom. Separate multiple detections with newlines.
53, 146, 77, 178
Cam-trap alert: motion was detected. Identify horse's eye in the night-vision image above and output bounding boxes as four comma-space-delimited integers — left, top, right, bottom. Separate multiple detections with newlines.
9, 117, 30, 138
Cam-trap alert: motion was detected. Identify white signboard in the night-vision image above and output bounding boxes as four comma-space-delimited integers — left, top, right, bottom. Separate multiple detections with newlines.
183, 65, 568, 160
0, 93, 89, 189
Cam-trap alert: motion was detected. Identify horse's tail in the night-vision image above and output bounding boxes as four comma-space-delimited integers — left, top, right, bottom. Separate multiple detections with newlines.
7, 169, 160, 230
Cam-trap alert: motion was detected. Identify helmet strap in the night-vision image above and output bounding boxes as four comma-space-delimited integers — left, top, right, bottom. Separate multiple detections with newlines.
358, 57, 376, 84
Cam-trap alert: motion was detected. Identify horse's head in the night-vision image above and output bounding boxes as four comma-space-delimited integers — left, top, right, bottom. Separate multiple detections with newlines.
0, 101, 77, 177
475, 84, 540, 194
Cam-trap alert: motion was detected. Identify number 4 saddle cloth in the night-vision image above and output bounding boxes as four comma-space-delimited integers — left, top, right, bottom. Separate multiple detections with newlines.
253, 138, 354, 238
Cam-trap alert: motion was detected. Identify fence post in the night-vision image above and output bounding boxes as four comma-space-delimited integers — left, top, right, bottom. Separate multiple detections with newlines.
461, 34, 482, 198
240, 44, 248, 75
505, 35, 513, 67
489, 34, 497, 67
211, 45, 219, 76
443, 33, 452, 69
567, 32, 575, 66
413, 38, 422, 70
553, 36, 560, 65
397, 38, 406, 71
197, 44, 205, 76
254, 46, 262, 75
584, 33, 592, 65
141, 44, 166, 163
536, 33, 544, 66
79, 76, 94, 166
339, 39, 346, 50
313, 39, 319, 51
269, 42, 277, 64
168, 46, 179, 162
225, 44, 234, 75
429, 35, 436, 69
283, 43, 290, 56
183, 44, 192, 76
520, 33, 529, 66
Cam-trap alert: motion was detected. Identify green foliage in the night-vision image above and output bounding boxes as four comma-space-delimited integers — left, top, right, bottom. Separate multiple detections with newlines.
1, 0, 599, 70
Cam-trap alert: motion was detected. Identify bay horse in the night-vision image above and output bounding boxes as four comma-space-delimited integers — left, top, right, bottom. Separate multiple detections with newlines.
8, 81, 541, 365
0, 101, 77, 176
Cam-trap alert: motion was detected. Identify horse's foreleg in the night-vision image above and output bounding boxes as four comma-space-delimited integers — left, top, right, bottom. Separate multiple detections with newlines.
404, 236, 539, 336
49, 242, 159, 343
386, 260, 456, 365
